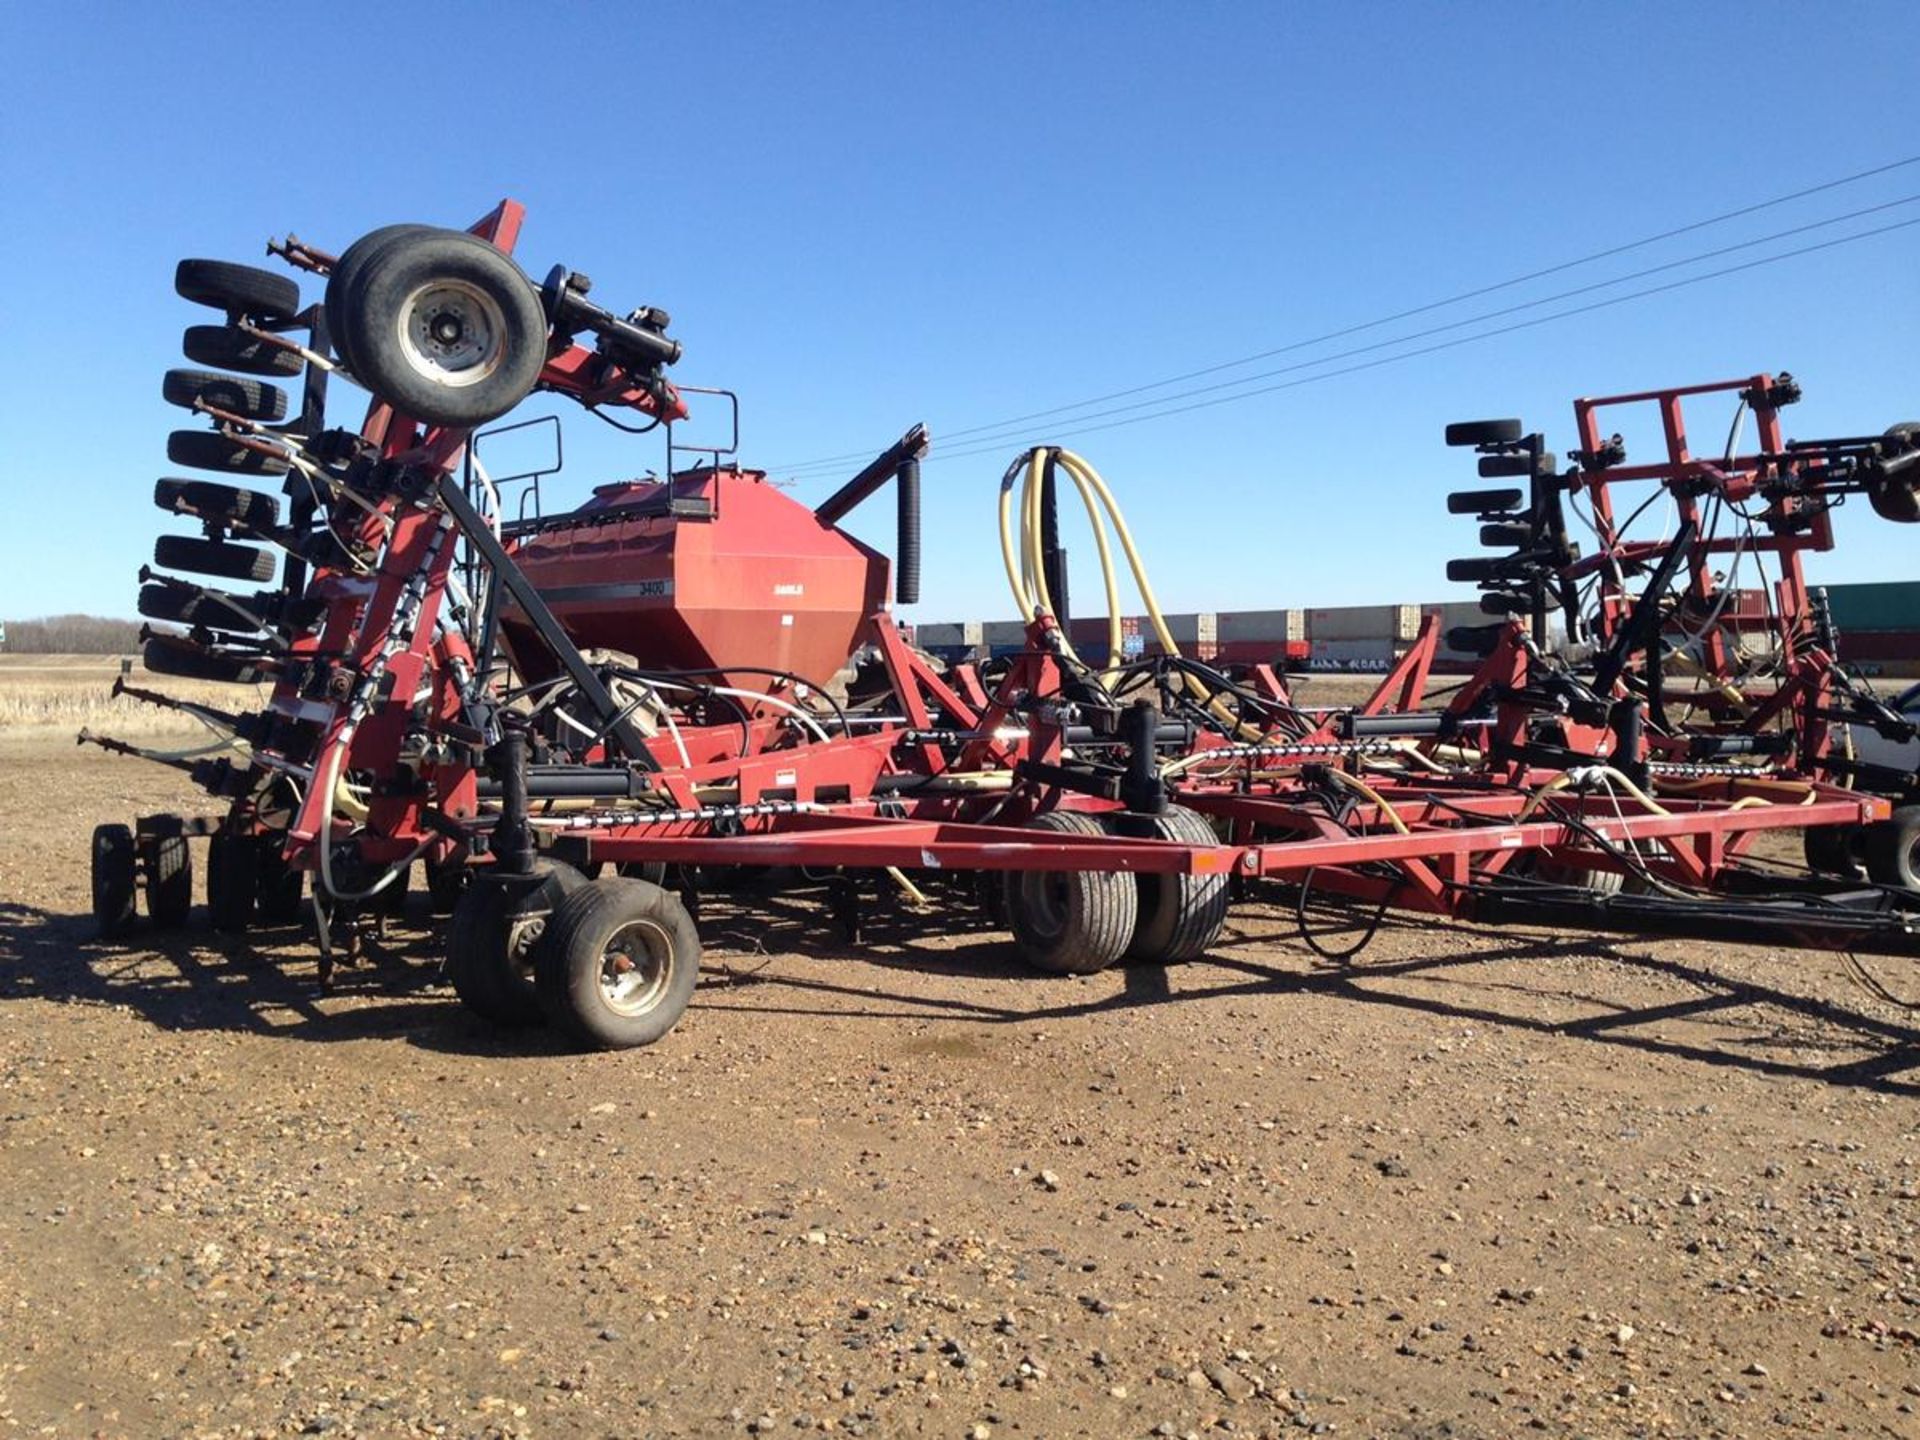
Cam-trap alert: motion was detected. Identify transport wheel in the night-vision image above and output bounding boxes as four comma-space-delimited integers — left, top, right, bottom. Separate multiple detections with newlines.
206, 832, 258, 933
1533, 855, 1627, 895
615, 860, 669, 885
162, 368, 289, 423
143, 826, 193, 928
535, 877, 702, 1050
426, 857, 469, 916
255, 843, 306, 924
175, 259, 301, 320
153, 533, 275, 583
142, 636, 271, 684
1804, 823, 1867, 880
91, 823, 138, 936
1002, 811, 1139, 975
137, 582, 272, 634
182, 323, 305, 378
1868, 423, 1920, 523
328, 227, 546, 428
1113, 805, 1230, 963
153, 477, 280, 528
167, 429, 290, 476
322, 223, 436, 375
1863, 806, 1920, 890
445, 861, 586, 1027
1444, 418, 1523, 447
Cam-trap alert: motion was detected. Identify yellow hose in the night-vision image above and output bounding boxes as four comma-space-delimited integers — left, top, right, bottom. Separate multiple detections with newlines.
997, 446, 1261, 738
1323, 767, 1412, 835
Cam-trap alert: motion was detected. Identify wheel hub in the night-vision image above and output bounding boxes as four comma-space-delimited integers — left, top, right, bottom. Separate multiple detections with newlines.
597, 919, 671, 1015
398, 279, 505, 389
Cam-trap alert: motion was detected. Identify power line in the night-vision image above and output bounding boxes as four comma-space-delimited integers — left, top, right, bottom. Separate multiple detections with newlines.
781, 192, 1920, 473
768, 153, 1920, 475
915, 214, 1920, 465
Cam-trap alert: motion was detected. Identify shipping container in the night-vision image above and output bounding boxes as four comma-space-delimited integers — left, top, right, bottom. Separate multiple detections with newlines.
915, 621, 969, 648
1154, 612, 1218, 660
1307, 604, 1422, 642
921, 643, 979, 667
1825, 581, 1920, 634
1308, 637, 1401, 670
1218, 608, 1306, 643
1837, 629, 1920, 670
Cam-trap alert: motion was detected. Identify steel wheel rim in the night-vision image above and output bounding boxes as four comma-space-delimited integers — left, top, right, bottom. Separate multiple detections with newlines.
397, 279, 505, 389
505, 911, 549, 983
1018, 872, 1071, 941
597, 918, 673, 1016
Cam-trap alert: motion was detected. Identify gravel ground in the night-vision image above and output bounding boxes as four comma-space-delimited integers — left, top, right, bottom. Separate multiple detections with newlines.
1, 730, 1917, 1439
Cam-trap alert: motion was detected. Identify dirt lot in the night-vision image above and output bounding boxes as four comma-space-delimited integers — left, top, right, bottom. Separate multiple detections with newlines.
2, 703, 1918, 1439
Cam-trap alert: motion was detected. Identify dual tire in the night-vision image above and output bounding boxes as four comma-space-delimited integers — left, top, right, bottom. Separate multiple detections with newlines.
95, 825, 298, 936
325, 226, 546, 429
445, 868, 702, 1050
92, 823, 192, 933
1000, 805, 1231, 974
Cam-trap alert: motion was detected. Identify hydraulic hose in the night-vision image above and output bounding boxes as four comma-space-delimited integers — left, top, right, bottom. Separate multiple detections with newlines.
1000, 446, 1262, 738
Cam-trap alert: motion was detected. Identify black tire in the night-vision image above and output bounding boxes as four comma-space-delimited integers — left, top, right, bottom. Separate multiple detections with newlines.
207, 832, 258, 933
426, 857, 469, 916
182, 323, 305, 378
445, 861, 587, 1027
1444, 418, 1523, 447
1003, 811, 1139, 975
153, 477, 280, 528
142, 636, 273, 684
323, 223, 436, 375
1533, 855, 1627, 896
175, 259, 301, 319
615, 860, 669, 885
143, 827, 193, 927
255, 843, 305, 923
1869, 426, 1920, 523
1863, 806, 1920, 890
154, 533, 276, 583
1446, 487, 1523, 515
1804, 823, 1867, 880
1117, 806, 1230, 963
329, 227, 546, 429
535, 877, 703, 1050
91, 823, 137, 936
138, 582, 272, 634
162, 369, 288, 423
167, 429, 290, 476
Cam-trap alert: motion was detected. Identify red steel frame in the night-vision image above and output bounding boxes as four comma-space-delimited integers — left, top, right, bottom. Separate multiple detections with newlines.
1560, 375, 1852, 777
200, 211, 1894, 946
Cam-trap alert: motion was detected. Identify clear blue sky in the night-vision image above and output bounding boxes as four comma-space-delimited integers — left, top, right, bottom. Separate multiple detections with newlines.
1, 2, 1914, 626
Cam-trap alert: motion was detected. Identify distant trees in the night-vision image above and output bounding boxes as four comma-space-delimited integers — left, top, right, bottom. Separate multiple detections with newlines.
0, 614, 142, 653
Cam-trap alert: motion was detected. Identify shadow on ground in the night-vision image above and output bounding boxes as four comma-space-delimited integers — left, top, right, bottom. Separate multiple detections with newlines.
3, 880, 1917, 1091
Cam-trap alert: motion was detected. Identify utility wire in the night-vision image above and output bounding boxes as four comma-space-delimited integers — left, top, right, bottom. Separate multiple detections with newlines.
781, 193, 1920, 473
769, 153, 1920, 475
915, 214, 1920, 464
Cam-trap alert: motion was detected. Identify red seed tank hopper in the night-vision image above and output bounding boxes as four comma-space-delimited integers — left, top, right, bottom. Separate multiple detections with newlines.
498, 429, 924, 689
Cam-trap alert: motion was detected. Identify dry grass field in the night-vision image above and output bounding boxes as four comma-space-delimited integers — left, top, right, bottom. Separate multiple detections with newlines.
0, 654, 269, 737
